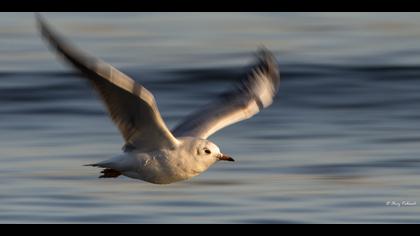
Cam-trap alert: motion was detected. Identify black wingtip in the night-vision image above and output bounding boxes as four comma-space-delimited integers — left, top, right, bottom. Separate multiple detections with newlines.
35, 12, 46, 29
35, 12, 42, 20
256, 47, 278, 72
253, 46, 280, 90
35, 12, 51, 41
256, 45, 271, 56
83, 164, 98, 167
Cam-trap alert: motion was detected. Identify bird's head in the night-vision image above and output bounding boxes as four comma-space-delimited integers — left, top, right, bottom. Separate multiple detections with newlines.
179, 137, 234, 174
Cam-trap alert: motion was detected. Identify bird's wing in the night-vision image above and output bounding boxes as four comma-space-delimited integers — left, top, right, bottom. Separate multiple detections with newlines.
37, 14, 179, 152
172, 48, 280, 139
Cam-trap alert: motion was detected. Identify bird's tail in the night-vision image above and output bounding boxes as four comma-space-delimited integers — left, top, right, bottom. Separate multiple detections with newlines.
84, 164, 121, 178
98, 168, 122, 178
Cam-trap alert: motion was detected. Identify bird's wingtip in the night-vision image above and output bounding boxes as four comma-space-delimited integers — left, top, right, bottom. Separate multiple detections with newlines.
35, 12, 45, 26
83, 164, 98, 167
248, 46, 281, 94
35, 12, 49, 37
255, 46, 277, 67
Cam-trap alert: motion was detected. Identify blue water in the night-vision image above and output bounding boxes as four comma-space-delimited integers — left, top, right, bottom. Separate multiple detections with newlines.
1, 12, 420, 223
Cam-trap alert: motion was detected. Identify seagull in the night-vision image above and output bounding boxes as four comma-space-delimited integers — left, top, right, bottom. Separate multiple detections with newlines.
36, 14, 280, 184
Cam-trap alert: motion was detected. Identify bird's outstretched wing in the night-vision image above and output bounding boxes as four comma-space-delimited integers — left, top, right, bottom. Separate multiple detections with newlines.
173, 48, 280, 139
37, 14, 179, 152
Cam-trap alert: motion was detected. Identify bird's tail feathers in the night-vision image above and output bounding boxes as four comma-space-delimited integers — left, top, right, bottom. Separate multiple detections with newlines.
83, 163, 122, 178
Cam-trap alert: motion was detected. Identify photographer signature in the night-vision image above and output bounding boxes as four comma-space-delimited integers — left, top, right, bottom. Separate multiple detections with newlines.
386, 201, 417, 207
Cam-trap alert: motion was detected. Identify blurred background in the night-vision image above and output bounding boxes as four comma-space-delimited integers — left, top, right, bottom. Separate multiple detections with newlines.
0, 12, 420, 223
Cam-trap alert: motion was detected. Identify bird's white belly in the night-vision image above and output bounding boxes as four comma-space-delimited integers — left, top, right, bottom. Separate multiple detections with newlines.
118, 152, 197, 184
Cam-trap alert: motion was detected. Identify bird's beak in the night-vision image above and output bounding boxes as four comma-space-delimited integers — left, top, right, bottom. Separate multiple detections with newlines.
218, 153, 235, 162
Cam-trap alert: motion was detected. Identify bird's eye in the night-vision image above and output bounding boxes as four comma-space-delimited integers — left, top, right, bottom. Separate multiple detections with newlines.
204, 149, 211, 154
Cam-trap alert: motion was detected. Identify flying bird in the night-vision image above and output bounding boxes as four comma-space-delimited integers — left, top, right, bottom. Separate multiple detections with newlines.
36, 14, 280, 184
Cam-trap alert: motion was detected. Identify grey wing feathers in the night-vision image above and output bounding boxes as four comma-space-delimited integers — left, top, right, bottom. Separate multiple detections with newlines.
37, 14, 179, 151
172, 48, 280, 139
